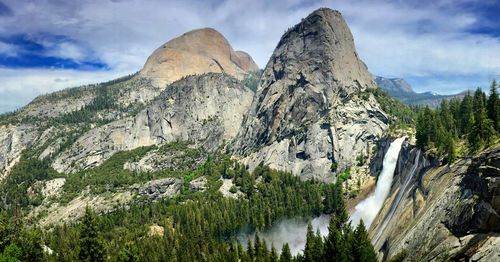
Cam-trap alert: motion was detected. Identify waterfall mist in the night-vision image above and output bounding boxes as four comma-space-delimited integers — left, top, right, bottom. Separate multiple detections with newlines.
350, 137, 406, 228
237, 215, 330, 255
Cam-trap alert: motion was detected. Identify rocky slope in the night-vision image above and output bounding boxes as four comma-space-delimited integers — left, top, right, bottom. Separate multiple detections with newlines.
234, 8, 388, 181
52, 73, 253, 173
371, 143, 500, 261
140, 27, 258, 87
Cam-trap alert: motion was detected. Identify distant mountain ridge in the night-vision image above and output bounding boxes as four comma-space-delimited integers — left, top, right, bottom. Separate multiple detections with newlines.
375, 76, 468, 107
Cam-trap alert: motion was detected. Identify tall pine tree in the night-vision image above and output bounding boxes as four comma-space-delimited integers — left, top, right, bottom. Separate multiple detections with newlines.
79, 206, 105, 262
487, 80, 499, 132
469, 88, 495, 151
353, 220, 378, 262
280, 243, 292, 262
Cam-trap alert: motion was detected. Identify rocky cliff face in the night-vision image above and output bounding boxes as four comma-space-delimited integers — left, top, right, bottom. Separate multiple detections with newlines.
0, 124, 37, 180
234, 8, 388, 181
371, 144, 500, 261
52, 73, 253, 173
140, 28, 258, 87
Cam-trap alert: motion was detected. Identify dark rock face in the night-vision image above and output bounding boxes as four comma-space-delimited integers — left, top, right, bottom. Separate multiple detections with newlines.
234, 8, 388, 181
369, 136, 394, 177
136, 178, 182, 200
447, 149, 500, 236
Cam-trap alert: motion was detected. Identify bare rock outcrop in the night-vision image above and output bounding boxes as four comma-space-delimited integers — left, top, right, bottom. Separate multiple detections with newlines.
234, 8, 387, 181
371, 145, 500, 261
52, 73, 253, 173
234, 51, 260, 72
136, 178, 182, 200
189, 176, 208, 192
140, 28, 258, 87
0, 124, 38, 181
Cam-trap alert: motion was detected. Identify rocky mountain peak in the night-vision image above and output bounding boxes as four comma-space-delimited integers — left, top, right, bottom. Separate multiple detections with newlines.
140, 27, 258, 87
262, 8, 374, 92
234, 8, 387, 180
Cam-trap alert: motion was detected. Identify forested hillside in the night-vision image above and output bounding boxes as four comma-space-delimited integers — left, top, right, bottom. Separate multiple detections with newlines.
0, 151, 376, 261
416, 81, 499, 162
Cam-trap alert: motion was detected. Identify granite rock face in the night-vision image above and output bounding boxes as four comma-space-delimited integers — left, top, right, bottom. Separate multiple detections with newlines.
234, 8, 388, 181
52, 73, 253, 173
371, 145, 500, 261
0, 124, 38, 181
140, 28, 258, 87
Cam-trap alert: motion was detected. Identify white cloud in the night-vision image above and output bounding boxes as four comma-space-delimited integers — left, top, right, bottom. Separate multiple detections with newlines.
0, 41, 17, 56
45, 42, 87, 61
0, 0, 499, 112
0, 67, 130, 112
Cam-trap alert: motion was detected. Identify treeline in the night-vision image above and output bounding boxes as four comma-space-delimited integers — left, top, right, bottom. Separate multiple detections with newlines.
416, 81, 499, 161
56, 85, 115, 124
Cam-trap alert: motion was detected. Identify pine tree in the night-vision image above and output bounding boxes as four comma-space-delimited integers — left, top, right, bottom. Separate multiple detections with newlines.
247, 238, 254, 260
279, 243, 292, 262
304, 223, 316, 262
439, 100, 456, 136
79, 206, 105, 262
270, 245, 278, 262
487, 80, 499, 131
314, 229, 324, 262
353, 220, 377, 262
254, 233, 263, 261
469, 88, 495, 151
324, 214, 350, 262
460, 93, 474, 135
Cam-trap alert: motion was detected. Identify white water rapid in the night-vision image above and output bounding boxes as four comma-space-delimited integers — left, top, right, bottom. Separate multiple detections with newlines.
350, 137, 406, 228
372, 150, 420, 243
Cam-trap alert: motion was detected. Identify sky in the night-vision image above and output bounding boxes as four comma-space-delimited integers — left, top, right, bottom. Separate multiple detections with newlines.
0, 0, 499, 113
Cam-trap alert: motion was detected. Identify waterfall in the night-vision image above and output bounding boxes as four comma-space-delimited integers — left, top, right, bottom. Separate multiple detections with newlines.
372, 150, 420, 244
235, 137, 407, 256
350, 137, 406, 228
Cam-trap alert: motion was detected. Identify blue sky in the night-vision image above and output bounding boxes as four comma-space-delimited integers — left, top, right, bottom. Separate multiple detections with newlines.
0, 0, 499, 113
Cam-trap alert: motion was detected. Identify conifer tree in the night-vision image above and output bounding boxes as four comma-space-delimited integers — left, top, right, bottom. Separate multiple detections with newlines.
469, 88, 495, 151
324, 215, 347, 262
487, 80, 499, 131
353, 220, 377, 262
460, 93, 474, 135
247, 238, 254, 260
79, 206, 105, 262
304, 223, 316, 262
324, 183, 350, 262
279, 243, 292, 262
270, 245, 278, 262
